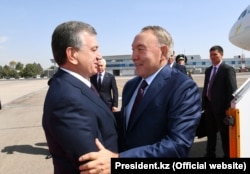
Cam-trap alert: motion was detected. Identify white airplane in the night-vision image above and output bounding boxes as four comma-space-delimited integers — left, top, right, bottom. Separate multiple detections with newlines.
229, 4, 250, 51
227, 4, 250, 158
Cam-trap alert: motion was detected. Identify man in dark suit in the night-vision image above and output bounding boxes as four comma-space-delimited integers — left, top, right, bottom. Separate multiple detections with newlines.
90, 59, 118, 112
78, 25, 201, 173
202, 45, 237, 158
42, 21, 118, 174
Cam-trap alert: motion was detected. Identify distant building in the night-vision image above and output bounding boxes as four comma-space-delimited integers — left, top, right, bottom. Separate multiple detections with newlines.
104, 54, 250, 76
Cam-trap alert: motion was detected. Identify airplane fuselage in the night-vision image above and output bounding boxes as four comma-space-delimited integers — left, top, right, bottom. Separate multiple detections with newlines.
229, 5, 250, 51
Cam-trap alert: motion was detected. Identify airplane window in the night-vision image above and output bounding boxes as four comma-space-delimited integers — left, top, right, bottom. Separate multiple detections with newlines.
238, 9, 247, 20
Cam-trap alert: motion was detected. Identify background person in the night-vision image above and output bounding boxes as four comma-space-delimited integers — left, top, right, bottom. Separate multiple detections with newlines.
168, 51, 187, 75
42, 21, 118, 174
175, 54, 187, 66
90, 59, 119, 112
175, 54, 192, 79
202, 45, 237, 158
78, 25, 201, 173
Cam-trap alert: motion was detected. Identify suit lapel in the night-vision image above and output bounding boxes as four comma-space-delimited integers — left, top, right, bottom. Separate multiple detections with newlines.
59, 69, 116, 124
209, 63, 224, 88
123, 78, 141, 107
79, 83, 116, 124
127, 65, 171, 131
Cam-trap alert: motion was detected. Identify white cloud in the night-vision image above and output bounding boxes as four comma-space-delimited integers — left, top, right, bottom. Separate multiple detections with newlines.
0, 36, 8, 44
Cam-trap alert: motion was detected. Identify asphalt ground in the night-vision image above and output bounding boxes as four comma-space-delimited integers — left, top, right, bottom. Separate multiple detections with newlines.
0, 73, 249, 174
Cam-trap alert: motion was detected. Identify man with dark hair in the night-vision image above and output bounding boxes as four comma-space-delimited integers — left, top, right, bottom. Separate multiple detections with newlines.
202, 45, 237, 158
42, 21, 118, 174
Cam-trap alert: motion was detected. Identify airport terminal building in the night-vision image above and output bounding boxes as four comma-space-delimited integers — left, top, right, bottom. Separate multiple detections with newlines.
103, 54, 250, 76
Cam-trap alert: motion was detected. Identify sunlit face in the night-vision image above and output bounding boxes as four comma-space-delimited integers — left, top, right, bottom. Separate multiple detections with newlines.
97, 60, 106, 73
178, 59, 185, 65
75, 31, 102, 78
168, 54, 175, 64
131, 31, 165, 78
210, 50, 223, 66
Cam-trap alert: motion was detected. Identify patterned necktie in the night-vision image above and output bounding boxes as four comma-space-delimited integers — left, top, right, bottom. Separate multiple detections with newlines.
207, 67, 217, 101
128, 80, 148, 127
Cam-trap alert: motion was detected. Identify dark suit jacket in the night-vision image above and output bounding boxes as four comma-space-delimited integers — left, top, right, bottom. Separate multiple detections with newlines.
42, 69, 118, 174
202, 62, 237, 113
116, 64, 201, 157
90, 72, 118, 109
197, 63, 237, 138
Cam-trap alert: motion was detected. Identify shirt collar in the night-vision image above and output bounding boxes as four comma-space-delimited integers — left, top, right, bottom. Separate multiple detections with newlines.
213, 60, 222, 69
143, 65, 165, 86
59, 67, 91, 87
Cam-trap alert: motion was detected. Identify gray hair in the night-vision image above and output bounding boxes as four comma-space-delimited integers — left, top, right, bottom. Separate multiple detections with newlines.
100, 58, 107, 66
51, 21, 97, 65
141, 26, 174, 58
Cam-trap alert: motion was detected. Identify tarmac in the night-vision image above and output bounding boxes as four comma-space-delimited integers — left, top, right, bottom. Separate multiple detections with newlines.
0, 73, 249, 174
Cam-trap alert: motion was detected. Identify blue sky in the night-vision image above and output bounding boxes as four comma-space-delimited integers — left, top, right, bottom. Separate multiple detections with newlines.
0, 0, 249, 69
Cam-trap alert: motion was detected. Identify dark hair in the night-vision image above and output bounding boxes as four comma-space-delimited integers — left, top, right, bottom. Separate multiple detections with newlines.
175, 54, 187, 63
209, 45, 223, 54
51, 21, 97, 65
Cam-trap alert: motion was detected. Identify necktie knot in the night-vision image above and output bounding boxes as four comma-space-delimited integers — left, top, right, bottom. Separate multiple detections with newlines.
213, 66, 217, 72
140, 80, 148, 90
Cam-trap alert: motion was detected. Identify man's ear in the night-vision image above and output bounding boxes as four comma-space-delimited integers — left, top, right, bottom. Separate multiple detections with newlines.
161, 45, 168, 59
66, 47, 78, 65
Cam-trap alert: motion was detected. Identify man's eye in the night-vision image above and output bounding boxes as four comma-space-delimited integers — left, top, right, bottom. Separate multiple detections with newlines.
138, 47, 145, 51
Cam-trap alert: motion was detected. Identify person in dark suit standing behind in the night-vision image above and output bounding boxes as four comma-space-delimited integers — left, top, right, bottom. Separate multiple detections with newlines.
90, 59, 118, 112
42, 21, 118, 174
78, 25, 201, 173
202, 45, 237, 158
168, 51, 187, 75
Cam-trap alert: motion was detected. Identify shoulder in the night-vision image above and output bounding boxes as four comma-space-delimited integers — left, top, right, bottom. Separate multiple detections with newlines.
219, 63, 235, 72
205, 66, 212, 73
104, 72, 114, 77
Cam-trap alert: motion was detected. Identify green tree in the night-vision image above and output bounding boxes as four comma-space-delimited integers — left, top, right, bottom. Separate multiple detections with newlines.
22, 64, 37, 78
15, 62, 24, 71
9, 69, 19, 79
34, 63, 43, 75
2, 65, 11, 78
